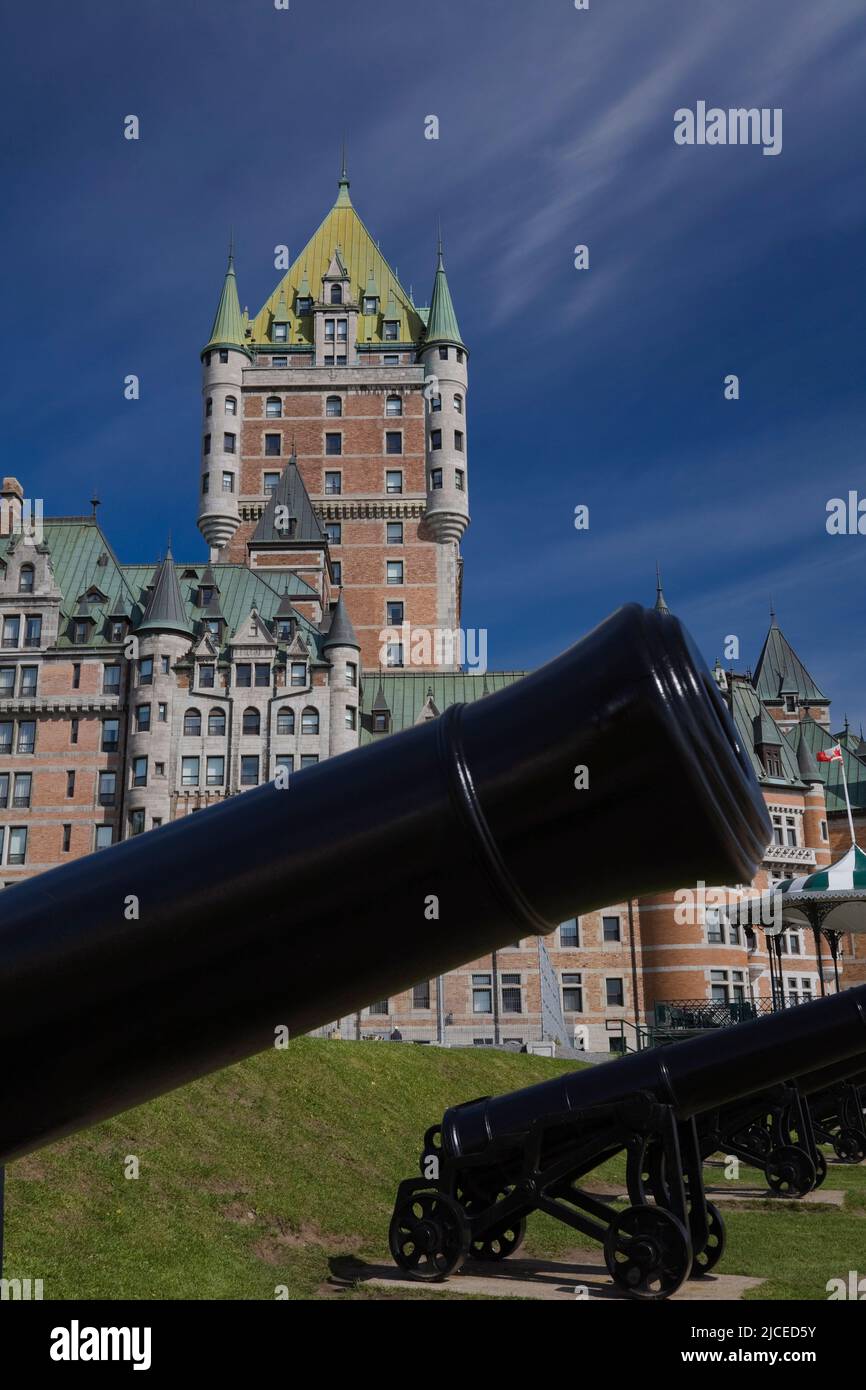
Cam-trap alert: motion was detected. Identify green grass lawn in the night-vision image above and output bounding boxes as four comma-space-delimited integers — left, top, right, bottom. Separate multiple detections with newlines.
4, 1039, 864, 1300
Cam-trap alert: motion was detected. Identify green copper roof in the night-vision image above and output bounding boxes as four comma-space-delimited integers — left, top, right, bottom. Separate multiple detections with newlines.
729, 679, 805, 787
203, 252, 250, 358
424, 239, 464, 348
251, 457, 326, 545
359, 670, 527, 743
784, 715, 866, 812
753, 615, 827, 704
137, 550, 194, 637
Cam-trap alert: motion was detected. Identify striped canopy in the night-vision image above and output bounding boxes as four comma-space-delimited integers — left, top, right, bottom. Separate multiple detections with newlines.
727, 843, 866, 935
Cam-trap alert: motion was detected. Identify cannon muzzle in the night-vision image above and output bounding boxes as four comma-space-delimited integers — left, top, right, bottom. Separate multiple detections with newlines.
0, 603, 770, 1163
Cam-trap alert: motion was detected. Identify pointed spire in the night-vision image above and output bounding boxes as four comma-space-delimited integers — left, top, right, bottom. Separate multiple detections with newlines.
322, 592, 360, 652
335, 139, 352, 208
137, 547, 193, 637
203, 246, 250, 358
795, 725, 822, 784
372, 680, 390, 713
252, 456, 325, 545
424, 226, 464, 348
769, 597, 777, 627
654, 563, 670, 614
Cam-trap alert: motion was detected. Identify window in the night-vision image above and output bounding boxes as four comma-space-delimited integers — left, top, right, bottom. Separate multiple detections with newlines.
2, 616, 19, 648
265, 396, 282, 418
373, 711, 389, 734
19, 565, 34, 593
205, 397, 213, 417
325, 522, 341, 544
17, 721, 36, 754
72, 620, 90, 645
296, 296, 312, 316
301, 707, 319, 735
606, 978, 624, 1008
706, 909, 724, 944
95, 826, 114, 851
501, 973, 522, 1014
332, 561, 342, 584
255, 663, 270, 688
455, 469, 465, 490
225, 396, 237, 416
132, 757, 148, 787
386, 601, 404, 626
438, 346, 449, 361
431, 429, 442, 450
102, 664, 121, 695
181, 756, 200, 787
207, 709, 226, 736
72, 663, 81, 689
784, 695, 797, 713
300, 754, 319, 768
562, 972, 583, 1011
330, 284, 342, 305
139, 656, 153, 685
59, 821, 70, 852
7, 826, 27, 864
0, 667, 13, 695
110, 621, 125, 641
325, 320, 335, 342
64, 769, 74, 799
203, 435, 211, 455
273, 320, 288, 341
821, 819, 828, 841
430, 394, 442, 412
387, 429, 404, 461
345, 706, 357, 730
326, 396, 342, 418
386, 395, 403, 417
155, 762, 165, 777
386, 643, 403, 668
472, 973, 493, 1014
222, 471, 235, 494
384, 320, 398, 340
346, 662, 357, 687
272, 356, 288, 368
152, 817, 162, 829
559, 919, 579, 948
454, 394, 463, 414
765, 749, 782, 778
224, 432, 236, 453
242, 708, 261, 736
102, 719, 119, 752
24, 616, 42, 648
386, 522, 403, 545
129, 809, 146, 836
264, 434, 281, 456
19, 666, 37, 696
412, 982, 431, 1010
235, 663, 252, 688
456, 349, 465, 364
98, 771, 116, 806
290, 661, 306, 687
386, 470, 403, 493
70, 717, 79, 744
324, 471, 342, 495
240, 755, 259, 786
455, 430, 464, 452
161, 656, 170, 675
383, 353, 399, 366
219, 350, 228, 363
158, 702, 167, 722
183, 709, 202, 737
263, 472, 280, 497
602, 915, 621, 943
325, 433, 342, 456
206, 756, 225, 787
429, 468, 444, 491
387, 561, 403, 585
275, 754, 294, 776
0, 774, 7, 807
788, 932, 802, 956
199, 664, 215, 689
14, 773, 32, 808
277, 708, 295, 735
0, 720, 12, 754
136, 704, 151, 732
363, 295, 378, 315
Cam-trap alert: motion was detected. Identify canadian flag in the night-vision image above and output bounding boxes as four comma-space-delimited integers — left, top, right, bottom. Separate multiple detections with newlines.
817, 745, 843, 763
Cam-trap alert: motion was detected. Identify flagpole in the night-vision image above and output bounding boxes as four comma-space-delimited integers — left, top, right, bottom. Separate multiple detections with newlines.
838, 753, 857, 846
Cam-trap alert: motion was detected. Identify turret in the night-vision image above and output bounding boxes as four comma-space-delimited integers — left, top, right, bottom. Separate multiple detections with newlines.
198, 246, 252, 557
322, 592, 361, 757
419, 235, 469, 551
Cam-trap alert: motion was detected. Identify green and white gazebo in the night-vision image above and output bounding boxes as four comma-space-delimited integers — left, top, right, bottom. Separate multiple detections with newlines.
763, 844, 866, 997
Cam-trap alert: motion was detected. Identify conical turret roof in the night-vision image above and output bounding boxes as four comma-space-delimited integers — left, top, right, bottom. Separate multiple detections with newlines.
203, 249, 250, 358
137, 549, 193, 637
322, 592, 360, 651
795, 725, 822, 783
424, 235, 464, 348
654, 564, 670, 614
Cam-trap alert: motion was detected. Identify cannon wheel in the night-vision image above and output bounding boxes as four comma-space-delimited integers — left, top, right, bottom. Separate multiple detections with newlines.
603, 1205, 692, 1300
812, 1149, 828, 1187
834, 1128, 866, 1164
745, 1123, 772, 1160
691, 1201, 726, 1276
468, 1216, 527, 1263
389, 1189, 469, 1282
765, 1146, 815, 1197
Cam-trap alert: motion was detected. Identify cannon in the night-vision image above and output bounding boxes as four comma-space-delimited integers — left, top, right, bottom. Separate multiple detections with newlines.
388, 987, 866, 1298
803, 1064, 866, 1164
0, 603, 771, 1165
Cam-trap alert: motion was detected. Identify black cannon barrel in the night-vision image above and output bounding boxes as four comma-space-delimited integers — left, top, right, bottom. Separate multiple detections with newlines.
0, 603, 770, 1164
442, 987, 866, 1157
798, 1056, 866, 1096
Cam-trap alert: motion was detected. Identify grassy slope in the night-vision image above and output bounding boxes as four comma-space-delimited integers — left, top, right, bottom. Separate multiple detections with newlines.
4, 1039, 864, 1300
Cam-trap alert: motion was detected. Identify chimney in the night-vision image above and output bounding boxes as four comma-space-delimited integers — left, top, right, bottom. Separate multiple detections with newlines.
0, 478, 24, 537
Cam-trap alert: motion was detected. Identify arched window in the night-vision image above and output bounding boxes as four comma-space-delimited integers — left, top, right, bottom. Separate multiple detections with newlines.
207, 708, 226, 736
326, 395, 342, 418
453, 394, 463, 414
330, 284, 342, 304
386, 395, 403, 417
183, 708, 202, 737
301, 706, 319, 735
18, 564, 35, 594
225, 396, 237, 416
266, 396, 282, 418
243, 707, 261, 736
276, 707, 295, 735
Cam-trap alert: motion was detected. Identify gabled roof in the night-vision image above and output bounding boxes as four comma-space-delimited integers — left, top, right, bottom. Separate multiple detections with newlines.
322, 592, 360, 651
251, 457, 326, 545
753, 615, 828, 704
423, 237, 464, 348
729, 678, 805, 787
137, 549, 194, 637
249, 177, 426, 347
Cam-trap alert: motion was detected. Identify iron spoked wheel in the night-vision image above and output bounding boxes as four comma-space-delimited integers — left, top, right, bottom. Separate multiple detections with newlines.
765, 1146, 815, 1197
468, 1216, 527, 1263
834, 1128, 866, 1164
812, 1149, 828, 1187
691, 1201, 726, 1276
603, 1205, 692, 1301
389, 1190, 469, 1281
746, 1124, 772, 1160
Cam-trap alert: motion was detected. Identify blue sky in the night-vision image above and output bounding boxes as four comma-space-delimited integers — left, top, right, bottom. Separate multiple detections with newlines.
2, 0, 865, 722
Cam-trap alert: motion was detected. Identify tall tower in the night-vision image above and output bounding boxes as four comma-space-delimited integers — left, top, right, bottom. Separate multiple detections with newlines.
198, 247, 253, 557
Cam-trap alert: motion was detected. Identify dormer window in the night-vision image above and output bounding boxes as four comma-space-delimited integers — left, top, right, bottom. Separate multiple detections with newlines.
18, 564, 35, 594
364, 296, 378, 315
273, 321, 289, 341
764, 749, 783, 778
330, 284, 343, 305
784, 695, 797, 714
373, 711, 390, 734
200, 587, 213, 606
296, 296, 313, 316
383, 320, 399, 340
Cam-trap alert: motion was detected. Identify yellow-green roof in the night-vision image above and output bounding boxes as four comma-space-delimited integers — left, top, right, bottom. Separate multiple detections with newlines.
249, 182, 427, 348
